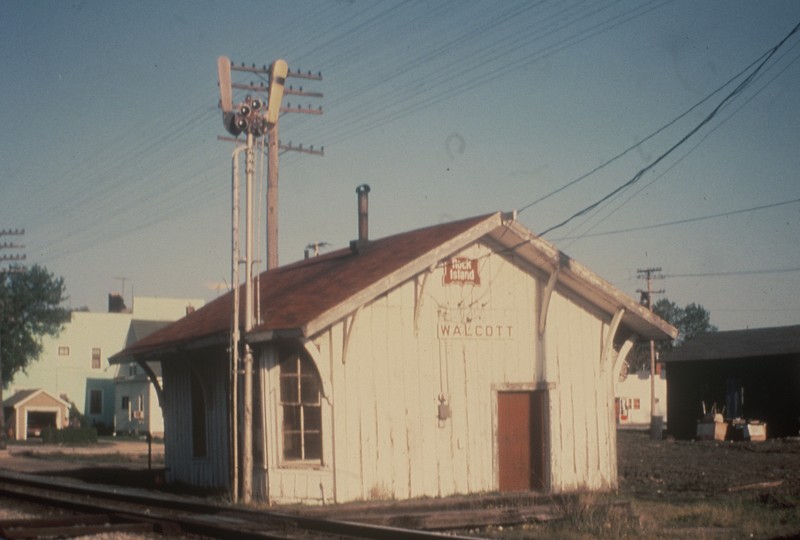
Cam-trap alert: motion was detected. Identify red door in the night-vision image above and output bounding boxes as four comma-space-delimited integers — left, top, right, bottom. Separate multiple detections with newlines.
498, 391, 546, 491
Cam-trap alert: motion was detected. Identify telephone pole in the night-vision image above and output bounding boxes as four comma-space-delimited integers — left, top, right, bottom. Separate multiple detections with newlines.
637, 267, 664, 440
1, 228, 25, 450
217, 57, 322, 504
220, 60, 324, 269
1, 229, 26, 268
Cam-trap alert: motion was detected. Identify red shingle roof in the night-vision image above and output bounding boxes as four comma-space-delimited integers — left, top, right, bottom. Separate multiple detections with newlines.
114, 213, 497, 360
113, 210, 678, 363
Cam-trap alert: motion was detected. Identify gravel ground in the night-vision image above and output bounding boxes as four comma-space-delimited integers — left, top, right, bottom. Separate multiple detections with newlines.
618, 430, 800, 498
3, 432, 800, 538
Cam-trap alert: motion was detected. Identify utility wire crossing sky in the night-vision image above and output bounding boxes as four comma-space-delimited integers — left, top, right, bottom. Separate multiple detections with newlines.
1, 0, 799, 331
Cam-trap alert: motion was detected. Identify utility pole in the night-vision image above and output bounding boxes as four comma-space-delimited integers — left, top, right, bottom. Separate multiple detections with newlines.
223, 60, 323, 269
217, 57, 322, 504
637, 267, 665, 440
0, 228, 26, 450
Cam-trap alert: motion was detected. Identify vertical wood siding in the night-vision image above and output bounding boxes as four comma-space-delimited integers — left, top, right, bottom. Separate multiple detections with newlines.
162, 352, 229, 490
544, 291, 616, 492
256, 241, 619, 503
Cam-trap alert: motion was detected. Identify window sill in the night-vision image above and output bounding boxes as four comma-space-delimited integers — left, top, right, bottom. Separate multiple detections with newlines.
279, 460, 324, 471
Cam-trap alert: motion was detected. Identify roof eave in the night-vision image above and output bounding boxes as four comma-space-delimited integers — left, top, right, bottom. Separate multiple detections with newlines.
302, 212, 507, 338
109, 332, 229, 364
493, 220, 678, 341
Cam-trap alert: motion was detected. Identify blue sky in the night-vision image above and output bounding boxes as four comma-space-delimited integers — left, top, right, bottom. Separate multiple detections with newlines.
1, 0, 799, 331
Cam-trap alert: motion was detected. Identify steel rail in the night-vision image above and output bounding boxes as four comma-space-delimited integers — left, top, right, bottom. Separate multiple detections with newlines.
0, 470, 482, 539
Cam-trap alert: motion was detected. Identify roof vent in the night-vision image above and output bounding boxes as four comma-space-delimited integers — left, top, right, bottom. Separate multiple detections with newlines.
351, 184, 371, 253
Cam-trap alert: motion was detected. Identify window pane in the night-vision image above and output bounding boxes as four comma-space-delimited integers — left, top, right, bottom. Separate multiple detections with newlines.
279, 344, 323, 463
300, 375, 320, 404
89, 390, 102, 415
280, 376, 299, 404
304, 405, 321, 431
283, 405, 301, 430
304, 432, 322, 460
280, 355, 299, 374
284, 432, 302, 460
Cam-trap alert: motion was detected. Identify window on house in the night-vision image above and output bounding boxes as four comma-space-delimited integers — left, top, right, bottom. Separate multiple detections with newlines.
91, 348, 101, 369
279, 344, 322, 462
128, 364, 137, 376
58, 346, 70, 356
633, 399, 641, 410
89, 389, 103, 415
190, 370, 207, 459
121, 396, 130, 410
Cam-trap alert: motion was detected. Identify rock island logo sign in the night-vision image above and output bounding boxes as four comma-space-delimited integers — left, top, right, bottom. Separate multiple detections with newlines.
443, 257, 480, 286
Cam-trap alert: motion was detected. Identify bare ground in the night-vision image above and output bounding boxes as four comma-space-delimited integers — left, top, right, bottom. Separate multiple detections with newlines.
618, 429, 800, 499
2, 432, 800, 538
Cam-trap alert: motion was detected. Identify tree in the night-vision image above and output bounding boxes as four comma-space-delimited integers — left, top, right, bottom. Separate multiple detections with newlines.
1, 265, 71, 385
626, 298, 717, 373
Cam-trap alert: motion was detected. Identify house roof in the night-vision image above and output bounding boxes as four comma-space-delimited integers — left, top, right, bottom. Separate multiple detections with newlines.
111, 212, 676, 363
127, 320, 173, 346
663, 324, 800, 363
3, 388, 70, 409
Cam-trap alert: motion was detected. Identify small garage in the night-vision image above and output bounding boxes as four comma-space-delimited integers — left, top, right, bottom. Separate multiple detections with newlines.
3, 388, 70, 441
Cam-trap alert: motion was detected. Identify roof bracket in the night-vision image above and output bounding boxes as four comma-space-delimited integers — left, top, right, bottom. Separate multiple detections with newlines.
413, 266, 434, 336
538, 265, 560, 336
601, 308, 625, 370
136, 359, 165, 409
614, 338, 637, 383
341, 306, 362, 364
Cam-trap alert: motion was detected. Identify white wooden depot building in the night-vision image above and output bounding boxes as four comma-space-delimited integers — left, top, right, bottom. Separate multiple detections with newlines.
114, 203, 676, 504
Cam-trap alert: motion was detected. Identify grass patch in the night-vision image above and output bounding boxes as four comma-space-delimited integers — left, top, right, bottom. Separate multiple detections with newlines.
473, 492, 800, 539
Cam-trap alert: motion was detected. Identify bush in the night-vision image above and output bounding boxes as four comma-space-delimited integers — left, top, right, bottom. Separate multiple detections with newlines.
91, 421, 113, 436
41, 426, 98, 445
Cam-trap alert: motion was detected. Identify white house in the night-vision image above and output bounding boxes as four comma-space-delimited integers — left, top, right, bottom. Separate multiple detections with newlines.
615, 368, 667, 426
114, 195, 677, 505
10, 295, 203, 435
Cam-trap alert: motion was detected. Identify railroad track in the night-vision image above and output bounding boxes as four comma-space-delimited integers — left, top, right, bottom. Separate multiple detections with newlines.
0, 469, 483, 539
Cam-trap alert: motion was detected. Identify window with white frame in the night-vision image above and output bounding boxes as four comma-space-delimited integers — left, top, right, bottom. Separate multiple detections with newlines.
91, 347, 101, 369
279, 344, 322, 462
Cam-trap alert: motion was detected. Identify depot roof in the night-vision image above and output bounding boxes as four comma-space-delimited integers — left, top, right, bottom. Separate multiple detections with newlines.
111, 212, 676, 363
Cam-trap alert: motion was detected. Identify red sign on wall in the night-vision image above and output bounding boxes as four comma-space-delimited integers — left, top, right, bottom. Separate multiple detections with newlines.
444, 257, 480, 285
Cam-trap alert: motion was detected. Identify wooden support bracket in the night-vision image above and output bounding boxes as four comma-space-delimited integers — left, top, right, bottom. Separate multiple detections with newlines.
614, 338, 636, 382
341, 306, 361, 364
137, 360, 164, 409
413, 267, 434, 336
601, 308, 625, 369
538, 266, 560, 336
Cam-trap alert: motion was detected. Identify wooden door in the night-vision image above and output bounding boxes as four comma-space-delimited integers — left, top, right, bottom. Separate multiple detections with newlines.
498, 391, 546, 491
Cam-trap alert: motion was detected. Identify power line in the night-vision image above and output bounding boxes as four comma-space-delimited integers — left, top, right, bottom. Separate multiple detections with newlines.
557, 41, 800, 245
537, 20, 800, 237
665, 267, 800, 278
20, 1, 670, 266
553, 197, 800, 240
